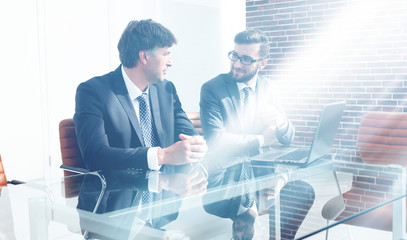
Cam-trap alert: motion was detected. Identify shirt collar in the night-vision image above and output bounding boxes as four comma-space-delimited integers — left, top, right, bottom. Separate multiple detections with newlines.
236, 77, 258, 93
121, 65, 148, 100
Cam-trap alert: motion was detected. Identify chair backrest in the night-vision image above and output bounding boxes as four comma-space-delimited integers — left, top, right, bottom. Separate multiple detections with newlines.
356, 112, 407, 166
186, 112, 203, 136
59, 119, 85, 171
59, 119, 87, 198
0, 154, 7, 186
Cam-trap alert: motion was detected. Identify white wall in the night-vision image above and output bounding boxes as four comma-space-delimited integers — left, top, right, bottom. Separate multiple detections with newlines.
0, 0, 245, 181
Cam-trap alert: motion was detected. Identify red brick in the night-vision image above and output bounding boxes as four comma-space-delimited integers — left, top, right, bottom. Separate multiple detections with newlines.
245, 0, 407, 153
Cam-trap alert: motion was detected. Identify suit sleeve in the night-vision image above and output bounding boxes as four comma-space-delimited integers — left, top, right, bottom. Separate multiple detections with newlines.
74, 81, 149, 171
276, 120, 295, 145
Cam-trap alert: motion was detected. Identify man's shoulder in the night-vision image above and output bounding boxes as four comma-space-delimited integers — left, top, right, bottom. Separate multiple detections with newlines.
80, 66, 121, 88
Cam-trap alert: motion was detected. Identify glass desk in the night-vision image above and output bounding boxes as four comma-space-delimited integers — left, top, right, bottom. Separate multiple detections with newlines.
0, 147, 406, 240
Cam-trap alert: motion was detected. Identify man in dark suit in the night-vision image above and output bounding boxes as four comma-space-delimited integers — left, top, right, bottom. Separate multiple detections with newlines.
200, 29, 314, 240
200, 30, 294, 166
74, 19, 207, 171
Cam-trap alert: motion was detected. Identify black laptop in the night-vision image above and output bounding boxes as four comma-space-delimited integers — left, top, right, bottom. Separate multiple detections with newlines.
251, 101, 346, 167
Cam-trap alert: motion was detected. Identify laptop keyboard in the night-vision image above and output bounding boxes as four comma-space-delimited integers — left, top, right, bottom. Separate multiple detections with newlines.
276, 149, 309, 161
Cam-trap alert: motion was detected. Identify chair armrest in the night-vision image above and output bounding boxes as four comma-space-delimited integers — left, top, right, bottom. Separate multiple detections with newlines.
7, 180, 25, 185
60, 164, 89, 174
322, 195, 346, 220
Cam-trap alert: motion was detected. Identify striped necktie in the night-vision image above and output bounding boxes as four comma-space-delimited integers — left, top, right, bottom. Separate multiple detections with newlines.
136, 93, 156, 221
242, 161, 255, 208
137, 93, 159, 147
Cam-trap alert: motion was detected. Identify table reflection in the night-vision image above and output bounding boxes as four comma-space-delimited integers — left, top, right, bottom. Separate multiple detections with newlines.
202, 157, 316, 240
3, 147, 406, 239
76, 163, 208, 239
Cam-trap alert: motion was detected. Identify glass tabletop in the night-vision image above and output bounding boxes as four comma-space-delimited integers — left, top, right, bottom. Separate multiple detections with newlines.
1, 147, 406, 240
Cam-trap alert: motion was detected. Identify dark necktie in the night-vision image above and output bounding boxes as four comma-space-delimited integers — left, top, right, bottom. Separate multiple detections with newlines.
242, 87, 253, 130
139, 190, 152, 222
136, 93, 155, 220
137, 93, 159, 147
242, 87, 255, 207
243, 87, 252, 109
242, 161, 255, 208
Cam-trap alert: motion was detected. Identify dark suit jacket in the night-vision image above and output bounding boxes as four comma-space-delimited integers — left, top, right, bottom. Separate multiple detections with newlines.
74, 65, 198, 171
200, 73, 294, 164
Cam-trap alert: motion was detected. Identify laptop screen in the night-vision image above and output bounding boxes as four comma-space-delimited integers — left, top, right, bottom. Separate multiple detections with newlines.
307, 101, 346, 163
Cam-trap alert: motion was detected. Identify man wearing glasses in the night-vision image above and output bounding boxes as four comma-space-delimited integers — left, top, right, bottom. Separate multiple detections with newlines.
200, 29, 314, 240
200, 29, 294, 164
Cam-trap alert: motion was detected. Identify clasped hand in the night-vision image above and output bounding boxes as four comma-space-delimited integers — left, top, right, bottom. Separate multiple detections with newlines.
158, 134, 208, 165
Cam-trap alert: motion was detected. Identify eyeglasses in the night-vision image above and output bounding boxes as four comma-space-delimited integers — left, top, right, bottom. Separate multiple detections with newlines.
228, 51, 263, 65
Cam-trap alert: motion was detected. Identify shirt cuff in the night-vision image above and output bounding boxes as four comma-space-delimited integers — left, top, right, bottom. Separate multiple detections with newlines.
147, 147, 162, 171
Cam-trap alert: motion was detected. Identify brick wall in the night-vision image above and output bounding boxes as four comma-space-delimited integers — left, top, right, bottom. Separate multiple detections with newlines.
246, 0, 407, 154
269, 180, 315, 239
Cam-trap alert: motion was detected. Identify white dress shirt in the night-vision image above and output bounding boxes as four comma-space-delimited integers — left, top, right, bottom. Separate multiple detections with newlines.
122, 66, 161, 171
236, 79, 264, 147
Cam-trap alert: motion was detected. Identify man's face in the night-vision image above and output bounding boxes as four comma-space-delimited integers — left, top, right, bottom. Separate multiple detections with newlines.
229, 43, 265, 84
145, 46, 173, 84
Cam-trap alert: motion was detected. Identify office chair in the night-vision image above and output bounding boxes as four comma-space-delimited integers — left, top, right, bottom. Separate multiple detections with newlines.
59, 118, 107, 205
186, 112, 203, 136
59, 119, 89, 175
321, 170, 353, 240
322, 112, 407, 234
58, 119, 106, 237
59, 119, 89, 199
347, 112, 407, 231
357, 112, 407, 166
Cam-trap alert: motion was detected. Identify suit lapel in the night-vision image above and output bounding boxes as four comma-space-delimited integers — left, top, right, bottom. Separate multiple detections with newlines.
149, 85, 165, 147
111, 67, 145, 146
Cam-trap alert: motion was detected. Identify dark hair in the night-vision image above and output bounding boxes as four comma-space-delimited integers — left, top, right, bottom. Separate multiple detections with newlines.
118, 19, 177, 68
234, 29, 269, 59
